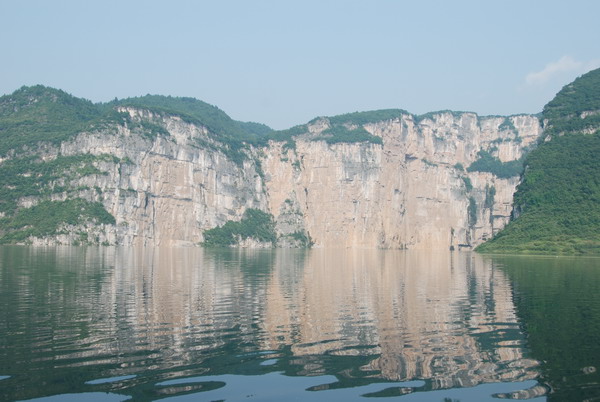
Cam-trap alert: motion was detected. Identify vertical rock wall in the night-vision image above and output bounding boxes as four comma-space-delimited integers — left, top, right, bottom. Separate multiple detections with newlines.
262, 113, 541, 249
19, 108, 542, 249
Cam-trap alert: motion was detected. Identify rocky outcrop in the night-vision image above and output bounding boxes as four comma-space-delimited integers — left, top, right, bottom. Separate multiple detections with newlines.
262, 113, 541, 249
6, 107, 542, 249
26, 107, 267, 247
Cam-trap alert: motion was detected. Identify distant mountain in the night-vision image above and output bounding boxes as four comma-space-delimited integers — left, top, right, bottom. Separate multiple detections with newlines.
477, 68, 600, 255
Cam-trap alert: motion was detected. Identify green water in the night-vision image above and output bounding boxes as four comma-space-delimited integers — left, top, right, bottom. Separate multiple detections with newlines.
0, 246, 598, 401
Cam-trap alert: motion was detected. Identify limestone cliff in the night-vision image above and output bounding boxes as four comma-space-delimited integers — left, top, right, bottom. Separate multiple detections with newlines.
0, 89, 542, 249
263, 113, 541, 249
52, 107, 267, 247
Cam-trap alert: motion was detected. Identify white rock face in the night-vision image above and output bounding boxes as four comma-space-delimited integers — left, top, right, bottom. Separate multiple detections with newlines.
262, 113, 541, 249
52, 107, 267, 247
13, 108, 542, 249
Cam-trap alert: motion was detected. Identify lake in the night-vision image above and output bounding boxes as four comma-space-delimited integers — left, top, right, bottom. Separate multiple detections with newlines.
0, 246, 598, 401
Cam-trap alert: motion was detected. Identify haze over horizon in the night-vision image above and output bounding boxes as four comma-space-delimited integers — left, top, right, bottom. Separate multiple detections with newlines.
2, 0, 600, 129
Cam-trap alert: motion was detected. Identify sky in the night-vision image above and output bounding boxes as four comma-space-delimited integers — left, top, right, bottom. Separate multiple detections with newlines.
1, 0, 599, 130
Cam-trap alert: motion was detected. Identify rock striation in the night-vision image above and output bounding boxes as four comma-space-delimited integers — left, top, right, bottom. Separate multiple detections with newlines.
263, 113, 541, 249
0, 93, 543, 249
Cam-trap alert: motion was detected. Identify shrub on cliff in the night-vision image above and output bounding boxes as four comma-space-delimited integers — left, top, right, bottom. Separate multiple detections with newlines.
466, 151, 524, 178
0, 199, 115, 244
202, 209, 276, 247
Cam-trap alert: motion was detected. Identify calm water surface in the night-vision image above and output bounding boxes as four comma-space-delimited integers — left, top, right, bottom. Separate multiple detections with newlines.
0, 246, 598, 400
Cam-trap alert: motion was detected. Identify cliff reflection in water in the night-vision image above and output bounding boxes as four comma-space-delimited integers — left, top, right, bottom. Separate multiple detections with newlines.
0, 247, 541, 399
101, 248, 538, 387
263, 250, 539, 389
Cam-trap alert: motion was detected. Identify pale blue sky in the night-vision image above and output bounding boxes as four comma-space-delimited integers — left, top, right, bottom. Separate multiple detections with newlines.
1, 0, 599, 129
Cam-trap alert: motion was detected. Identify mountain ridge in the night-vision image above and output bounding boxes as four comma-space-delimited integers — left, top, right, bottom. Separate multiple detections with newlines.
1, 85, 542, 147
0, 79, 583, 250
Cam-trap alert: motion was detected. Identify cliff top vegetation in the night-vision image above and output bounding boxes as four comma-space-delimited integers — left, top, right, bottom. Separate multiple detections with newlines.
0, 86, 101, 155
0, 86, 273, 157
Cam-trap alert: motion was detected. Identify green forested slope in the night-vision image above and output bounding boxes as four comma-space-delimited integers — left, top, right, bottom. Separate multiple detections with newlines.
478, 68, 600, 254
0, 86, 101, 155
0, 86, 273, 156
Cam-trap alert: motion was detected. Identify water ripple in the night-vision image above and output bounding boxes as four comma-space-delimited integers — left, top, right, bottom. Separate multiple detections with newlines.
0, 247, 548, 401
